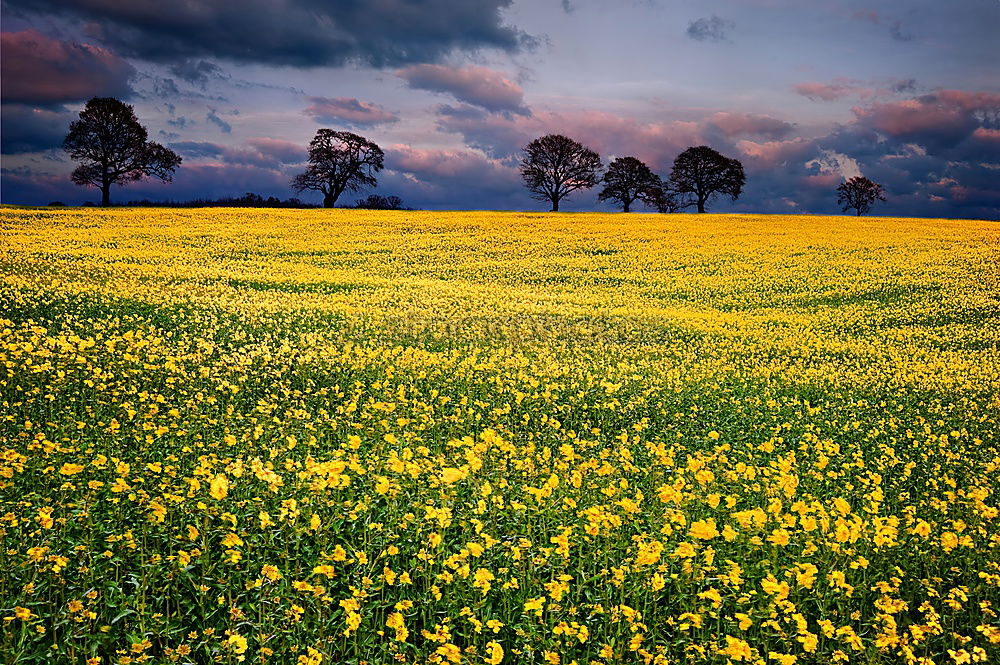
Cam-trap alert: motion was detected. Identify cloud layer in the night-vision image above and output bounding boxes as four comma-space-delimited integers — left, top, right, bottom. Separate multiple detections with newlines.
0, 30, 134, 105
303, 97, 400, 128
2, 0, 532, 67
397, 64, 528, 115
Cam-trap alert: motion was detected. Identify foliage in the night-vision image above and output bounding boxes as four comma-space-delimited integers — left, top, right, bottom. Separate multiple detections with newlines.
121, 193, 318, 208
519, 134, 603, 212
597, 157, 662, 213
837, 177, 887, 216
668, 146, 745, 213
63, 97, 182, 207
354, 195, 409, 210
1, 208, 999, 665
291, 130, 384, 208
638, 183, 692, 213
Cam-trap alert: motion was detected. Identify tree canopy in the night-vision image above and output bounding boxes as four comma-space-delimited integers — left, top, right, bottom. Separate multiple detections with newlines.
291, 130, 384, 208
597, 156, 662, 213
668, 145, 745, 213
63, 97, 182, 206
519, 134, 603, 212
837, 176, 886, 216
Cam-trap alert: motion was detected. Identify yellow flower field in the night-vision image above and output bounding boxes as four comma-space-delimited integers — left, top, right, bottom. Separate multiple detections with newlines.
1, 207, 998, 665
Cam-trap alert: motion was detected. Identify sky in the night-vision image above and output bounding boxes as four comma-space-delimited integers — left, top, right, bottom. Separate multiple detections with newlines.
1, 0, 998, 218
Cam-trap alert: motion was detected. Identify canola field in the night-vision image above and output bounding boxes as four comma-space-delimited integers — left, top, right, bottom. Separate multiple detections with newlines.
1, 207, 999, 665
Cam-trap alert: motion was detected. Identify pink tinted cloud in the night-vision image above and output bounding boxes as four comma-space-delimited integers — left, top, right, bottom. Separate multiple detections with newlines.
850, 93, 978, 143
245, 138, 304, 164
397, 64, 527, 114
706, 112, 794, 139
802, 173, 841, 189
437, 105, 704, 168
933, 90, 1000, 112
736, 138, 814, 168
386, 144, 519, 184
303, 97, 399, 127
792, 78, 894, 102
0, 29, 135, 105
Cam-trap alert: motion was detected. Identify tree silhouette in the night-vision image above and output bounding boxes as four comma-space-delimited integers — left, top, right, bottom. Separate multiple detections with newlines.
837, 176, 886, 216
519, 134, 602, 212
63, 97, 182, 206
668, 146, 745, 213
640, 182, 691, 213
291, 130, 384, 208
598, 156, 662, 212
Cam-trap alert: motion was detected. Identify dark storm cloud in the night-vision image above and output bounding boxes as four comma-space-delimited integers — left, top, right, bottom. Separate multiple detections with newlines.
170, 141, 226, 159
397, 64, 529, 115
0, 104, 73, 154
850, 89, 1000, 151
206, 109, 232, 134
686, 15, 733, 42
704, 112, 794, 140
170, 138, 304, 168
169, 60, 227, 88
0, 29, 135, 106
2, 0, 534, 67
303, 97, 400, 128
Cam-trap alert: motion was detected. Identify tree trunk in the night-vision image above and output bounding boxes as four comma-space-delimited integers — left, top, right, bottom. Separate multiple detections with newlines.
101, 183, 111, 207
551, 198, 559, 212
323, 192, 336, 208
623, 200, 631, 213
856, 208, 862, 216
697, 198, 706, 213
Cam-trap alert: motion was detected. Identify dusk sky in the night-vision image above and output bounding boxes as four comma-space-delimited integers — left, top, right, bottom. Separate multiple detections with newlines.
2, 0, 998, 217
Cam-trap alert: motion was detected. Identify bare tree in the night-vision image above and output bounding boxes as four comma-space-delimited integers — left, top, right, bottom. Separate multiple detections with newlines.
837, 176, 886, 216
519, 134, 602, 212
598, 156, 662, 212
63, 97, 182, 206
668, 145, 745, 213
291, 130, 384, 208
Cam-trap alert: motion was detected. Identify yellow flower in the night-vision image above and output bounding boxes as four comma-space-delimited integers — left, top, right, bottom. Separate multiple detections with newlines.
486, 641, 504, 664
13, 607, 33, 620
209, 474, 228, 500
59, 463, 84, 475
386, 612, 408, 642
440, 467, 466, 484
225, 633, 248, 654
524, 597, 545, 614
767, 528, 790, 546
761, 575, 790, 601
721, 636, 753, 661
297, 647, 323, 665
473, 567, 495, 594
689, 519, 719, 540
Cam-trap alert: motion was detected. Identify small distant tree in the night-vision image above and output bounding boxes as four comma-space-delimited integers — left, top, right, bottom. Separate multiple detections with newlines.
597, 156, 662, 212
519, 134, 602, 212
640, 182, 691, 213
63, 97, 182, 206
355, 194, 406, 210
837, 176, 886, 216
291, 130, 384, 208
668, 146, 745, 213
